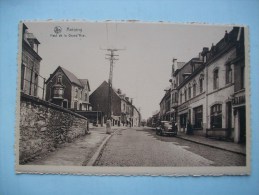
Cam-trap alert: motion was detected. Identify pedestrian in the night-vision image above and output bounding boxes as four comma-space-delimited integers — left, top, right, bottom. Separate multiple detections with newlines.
186, 120, 193, 135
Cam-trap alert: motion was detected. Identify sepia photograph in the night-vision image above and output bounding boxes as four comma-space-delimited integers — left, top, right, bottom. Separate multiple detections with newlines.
16, 21, 249, 175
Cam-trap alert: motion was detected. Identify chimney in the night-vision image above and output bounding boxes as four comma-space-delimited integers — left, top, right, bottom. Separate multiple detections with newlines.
173, 58, 178, 70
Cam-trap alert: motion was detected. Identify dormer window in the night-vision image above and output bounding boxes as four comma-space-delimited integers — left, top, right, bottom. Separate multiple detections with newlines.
203, 55, 207, 63
192, 64, 195, 73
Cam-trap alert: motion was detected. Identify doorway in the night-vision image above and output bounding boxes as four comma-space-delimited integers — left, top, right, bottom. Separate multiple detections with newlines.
239, 107, 246, 143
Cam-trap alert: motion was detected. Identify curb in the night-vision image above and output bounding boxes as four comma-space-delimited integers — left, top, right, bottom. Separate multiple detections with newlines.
83, 129, 122, 166
177, 135, 246, 156
83, 134, 112, 166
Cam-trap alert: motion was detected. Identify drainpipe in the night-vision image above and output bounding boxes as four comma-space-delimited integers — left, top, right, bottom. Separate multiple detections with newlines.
205, 64, 208, 135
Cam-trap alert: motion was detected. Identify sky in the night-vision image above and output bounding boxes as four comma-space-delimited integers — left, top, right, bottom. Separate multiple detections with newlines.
24, 21, 233, 120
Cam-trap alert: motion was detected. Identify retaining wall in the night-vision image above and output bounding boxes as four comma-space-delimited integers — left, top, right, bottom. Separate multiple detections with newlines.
19, 93, 88, 164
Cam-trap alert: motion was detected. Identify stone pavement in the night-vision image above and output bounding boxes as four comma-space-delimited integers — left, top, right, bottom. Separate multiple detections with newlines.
176, 132, 246, 155
27, 126, 125, 166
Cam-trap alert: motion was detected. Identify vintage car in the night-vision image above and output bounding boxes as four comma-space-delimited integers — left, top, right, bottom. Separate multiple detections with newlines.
156, 121, 177, 136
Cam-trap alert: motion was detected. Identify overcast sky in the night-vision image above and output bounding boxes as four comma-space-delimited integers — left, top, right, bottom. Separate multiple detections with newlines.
25, 21, 233, 120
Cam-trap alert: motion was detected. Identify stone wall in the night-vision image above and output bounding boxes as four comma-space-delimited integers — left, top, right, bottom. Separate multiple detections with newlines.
19, 93, 88, 164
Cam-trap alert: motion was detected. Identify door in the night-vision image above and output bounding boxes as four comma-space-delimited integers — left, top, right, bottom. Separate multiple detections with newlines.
239, 107, 246, 143
226, 102, 232, 138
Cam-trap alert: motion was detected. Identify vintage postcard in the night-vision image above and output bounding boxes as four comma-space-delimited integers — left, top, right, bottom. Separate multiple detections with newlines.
16, 21, 250, 175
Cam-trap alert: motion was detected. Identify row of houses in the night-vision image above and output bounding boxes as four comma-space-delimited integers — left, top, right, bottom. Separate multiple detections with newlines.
157, 27, 246, 143
20, 23, 141, 127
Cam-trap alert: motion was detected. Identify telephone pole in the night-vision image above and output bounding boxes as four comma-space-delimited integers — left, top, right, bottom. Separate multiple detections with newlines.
102, 48, 125, 120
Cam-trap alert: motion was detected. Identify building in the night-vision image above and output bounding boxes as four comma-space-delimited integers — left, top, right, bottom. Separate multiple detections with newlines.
160, 27, 245, 143
173, 55, 205, 134
45, 66, 91, 111
205, 27, 245, 143
89, 81, 141, 127
159, 87, 171, 121
21, 23, 42, 97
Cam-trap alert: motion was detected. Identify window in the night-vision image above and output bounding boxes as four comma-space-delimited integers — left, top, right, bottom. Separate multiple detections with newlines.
203, 55, 207, 63
85, 93, 88, 101
180, 92, 182, 104
57, 75, 62, 84
241, 66, 245, 89
34, 73, 38, 96
193, 81, 196, 97
74, 101, 78, 110
188, 84, 191, 99
175, 93, 178, 103
226, 65, 232, 84
184, 88, 187, 102
194, 106, 203, 129
53, 87, 64, 98
210, 104, 222, 128
213, 69, 219, 89
199, 78, 203, 93
75, 88, 78, 98
21, 64, 25, 90
192, 64, 195, 72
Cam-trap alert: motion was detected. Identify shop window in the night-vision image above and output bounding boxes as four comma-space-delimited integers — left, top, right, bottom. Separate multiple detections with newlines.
193, 106, 203, 129
210, 104, 222, 128
213, 69, 219, 89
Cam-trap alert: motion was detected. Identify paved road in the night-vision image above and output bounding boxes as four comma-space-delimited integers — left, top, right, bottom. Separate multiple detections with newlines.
95, 127, 246, 166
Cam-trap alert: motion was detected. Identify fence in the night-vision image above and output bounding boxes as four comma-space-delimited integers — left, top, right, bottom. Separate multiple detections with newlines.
21, 64, 46, 100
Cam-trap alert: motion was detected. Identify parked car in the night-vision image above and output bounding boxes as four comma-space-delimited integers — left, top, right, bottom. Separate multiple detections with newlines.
156, 121, 177, 136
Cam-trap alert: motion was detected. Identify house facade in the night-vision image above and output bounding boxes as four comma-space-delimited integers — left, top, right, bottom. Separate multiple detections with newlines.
89, 81, 141, 127
45, 66, 91, 111
21, 23, 42, 97
159, 27, 246, 143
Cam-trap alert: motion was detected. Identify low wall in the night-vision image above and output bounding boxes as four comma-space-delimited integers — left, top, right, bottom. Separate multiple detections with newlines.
19, 93, 88, 164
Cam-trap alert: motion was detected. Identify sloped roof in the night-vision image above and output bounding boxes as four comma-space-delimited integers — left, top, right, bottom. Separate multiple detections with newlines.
79, 79, 91, 91
60, 67, 83, 87
177, 62, 186, 70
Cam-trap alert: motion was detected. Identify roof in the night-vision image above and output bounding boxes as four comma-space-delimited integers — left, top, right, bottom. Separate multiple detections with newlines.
60, 67, 83, 87
79, 79, 91, 91
177, 62, 185, 70
46, 66, 90, 89
26, 33, 40, 44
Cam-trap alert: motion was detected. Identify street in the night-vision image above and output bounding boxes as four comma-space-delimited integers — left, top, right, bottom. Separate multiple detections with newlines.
95, 127, 246, 167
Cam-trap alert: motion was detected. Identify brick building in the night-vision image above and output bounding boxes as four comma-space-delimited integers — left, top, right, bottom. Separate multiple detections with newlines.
89, 81, 141, 127
45, 66, 91, 111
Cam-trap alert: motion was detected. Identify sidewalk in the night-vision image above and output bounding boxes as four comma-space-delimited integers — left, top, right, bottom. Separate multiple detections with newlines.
176, 132, 246, 155
27, 126, 125, 166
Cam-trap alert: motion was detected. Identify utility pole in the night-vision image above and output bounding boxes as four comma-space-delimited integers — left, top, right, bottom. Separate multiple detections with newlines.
101, 48, 124, 120
101, 48, 124, 133
106, 49, 118, 120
